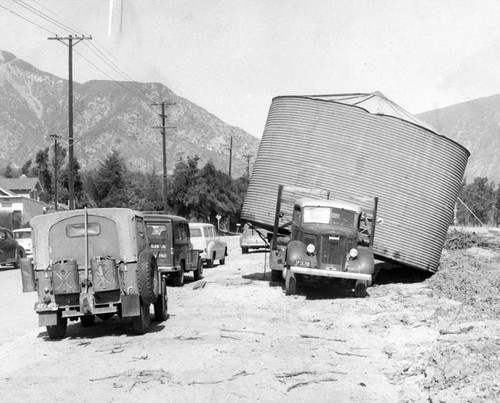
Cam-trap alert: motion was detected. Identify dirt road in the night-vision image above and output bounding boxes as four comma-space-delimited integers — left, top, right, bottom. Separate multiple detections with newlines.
0, 236, 498, 402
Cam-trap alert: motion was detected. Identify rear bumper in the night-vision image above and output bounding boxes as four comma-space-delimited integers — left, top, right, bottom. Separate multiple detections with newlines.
289, 266, 372, 282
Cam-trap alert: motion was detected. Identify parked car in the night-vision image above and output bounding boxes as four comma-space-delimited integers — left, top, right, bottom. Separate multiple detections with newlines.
144, 214, 202, 287
0, 227, 25, 268
21, 208, 167, 339
188, 223, 227, 267
13, 228, 33, 259
240, 224, 269, 254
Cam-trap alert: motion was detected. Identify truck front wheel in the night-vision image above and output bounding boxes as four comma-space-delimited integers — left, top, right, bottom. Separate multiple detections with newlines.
285, 267, 298, 295
271, 269, 282, 282
354, 280, 368, 298
46, 311, 68, 339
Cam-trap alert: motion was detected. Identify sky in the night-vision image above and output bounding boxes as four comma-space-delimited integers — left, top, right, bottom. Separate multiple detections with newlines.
1, 0, 500, 139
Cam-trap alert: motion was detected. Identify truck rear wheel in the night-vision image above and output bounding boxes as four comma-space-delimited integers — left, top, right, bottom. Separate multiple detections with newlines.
131, 299, 150, 334
193, 258, 203, 281
46, 311, 68, 339
154, 276, 168, 322
137, 250, 157, 304
173, 266, 184, 287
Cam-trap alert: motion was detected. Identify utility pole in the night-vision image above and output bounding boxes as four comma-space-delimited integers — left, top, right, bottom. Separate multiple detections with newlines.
48, 34, 92, 210
243, 154, 253, 179
228, 136, 233, 179
152, 101, 175, 213
50, 134, 61, 211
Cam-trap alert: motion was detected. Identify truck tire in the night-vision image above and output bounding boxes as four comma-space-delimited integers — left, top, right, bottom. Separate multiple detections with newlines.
271, 269, 282, 282
241, 247, 248, 254
173, 265, 184, 287
46, 311, 68, 339
137, 250, 157, 305
131, 299, 150, 335
154, 276, 168, 322
354, 280, 368, 298
193, 258, 203, 281
285, 267, 297, 295
81, 315, 96, 327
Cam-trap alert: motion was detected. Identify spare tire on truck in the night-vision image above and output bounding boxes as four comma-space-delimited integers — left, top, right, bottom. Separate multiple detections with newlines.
136, 250, 158, 305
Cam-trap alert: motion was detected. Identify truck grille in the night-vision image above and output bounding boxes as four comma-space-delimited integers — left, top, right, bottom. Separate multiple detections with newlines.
320, 233, 346, 266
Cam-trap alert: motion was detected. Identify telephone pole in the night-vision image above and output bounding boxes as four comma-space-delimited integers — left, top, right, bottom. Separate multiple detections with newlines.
48, 34, 92, 210
243, 153, 253, 178
50, 134, 61, 211
152, 101, 175, 213
228, 136, 233, 179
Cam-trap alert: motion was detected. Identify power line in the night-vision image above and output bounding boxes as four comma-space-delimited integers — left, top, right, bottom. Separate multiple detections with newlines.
13, 0, 84, 35
3, 1, 152, 103
0, 3, 55, 34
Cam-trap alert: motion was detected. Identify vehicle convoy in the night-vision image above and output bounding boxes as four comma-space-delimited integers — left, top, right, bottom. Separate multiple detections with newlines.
144, 214, 202, 287
0, 226, 25, 268
188, 223, 227, 268
21, 208, 168, 339
268, 185, 379, 297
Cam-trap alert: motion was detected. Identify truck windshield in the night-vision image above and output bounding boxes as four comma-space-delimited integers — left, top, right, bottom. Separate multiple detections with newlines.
303, 207, 356, 228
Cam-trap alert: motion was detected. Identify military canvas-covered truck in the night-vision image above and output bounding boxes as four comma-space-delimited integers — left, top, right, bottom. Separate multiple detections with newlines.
20, 208, 168, 339
269, 185, 380, 297
144, 214, 202, 287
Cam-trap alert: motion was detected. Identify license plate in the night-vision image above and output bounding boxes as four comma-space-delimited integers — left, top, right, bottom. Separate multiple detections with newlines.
157, 253, 168, 258
295, 260, 311, 268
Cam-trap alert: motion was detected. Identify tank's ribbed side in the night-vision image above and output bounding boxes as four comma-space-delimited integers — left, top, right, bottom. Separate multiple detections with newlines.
241, 96, 469, 272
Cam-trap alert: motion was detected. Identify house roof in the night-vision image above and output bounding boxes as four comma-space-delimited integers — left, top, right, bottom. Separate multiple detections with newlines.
0, 177, 42, 193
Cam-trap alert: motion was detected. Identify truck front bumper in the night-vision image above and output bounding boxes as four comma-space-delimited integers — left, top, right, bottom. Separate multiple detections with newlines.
289, 266, 372, 282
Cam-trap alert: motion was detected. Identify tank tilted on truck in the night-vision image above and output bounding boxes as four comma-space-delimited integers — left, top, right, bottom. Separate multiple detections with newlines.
20, 208, 168, 339
242, 93, 470, 273
269, 185, 380, 296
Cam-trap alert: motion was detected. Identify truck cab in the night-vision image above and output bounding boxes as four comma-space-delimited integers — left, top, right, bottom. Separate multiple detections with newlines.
269, 186, 379, 297
144, 214, 202, 287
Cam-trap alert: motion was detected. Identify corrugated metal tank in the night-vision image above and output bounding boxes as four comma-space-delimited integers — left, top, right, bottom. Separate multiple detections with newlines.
241, 94, 470, 272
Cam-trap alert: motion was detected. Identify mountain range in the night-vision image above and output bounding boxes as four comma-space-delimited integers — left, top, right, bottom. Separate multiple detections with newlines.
0, 50, 497, 185
0, 50, 259, 178
417, 96, 500, 184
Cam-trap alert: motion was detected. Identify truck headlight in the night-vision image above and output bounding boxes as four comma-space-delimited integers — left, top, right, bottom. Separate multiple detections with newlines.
349, 248, 358, 258
306, 244, 315, 254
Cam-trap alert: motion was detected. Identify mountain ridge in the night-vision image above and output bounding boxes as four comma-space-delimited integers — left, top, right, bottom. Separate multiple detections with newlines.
0, 50, 259, 178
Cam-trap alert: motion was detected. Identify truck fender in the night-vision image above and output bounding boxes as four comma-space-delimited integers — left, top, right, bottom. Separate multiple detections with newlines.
286, 240, 307, 266
348, 247, 375, 278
